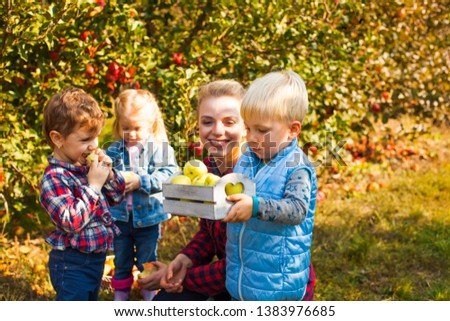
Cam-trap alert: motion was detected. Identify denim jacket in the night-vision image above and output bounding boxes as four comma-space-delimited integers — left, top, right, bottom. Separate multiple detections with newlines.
106, 137, 178, 228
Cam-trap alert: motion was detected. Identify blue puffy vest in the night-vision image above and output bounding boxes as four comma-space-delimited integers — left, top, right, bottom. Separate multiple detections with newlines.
226, 138, 317, 300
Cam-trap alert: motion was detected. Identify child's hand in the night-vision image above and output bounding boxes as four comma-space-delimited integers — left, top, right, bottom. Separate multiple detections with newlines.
125, 172, 141, 193
96, 150, 114, 179
222, 194, 253, 222
97, 150, 112, 167
87, 156, 110, 192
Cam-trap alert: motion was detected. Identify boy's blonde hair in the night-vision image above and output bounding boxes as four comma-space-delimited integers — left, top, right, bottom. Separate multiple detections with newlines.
241, 70, 308, 125
43, 87, 105, 148
113, 89, 168, 143
197, 79, 246, 115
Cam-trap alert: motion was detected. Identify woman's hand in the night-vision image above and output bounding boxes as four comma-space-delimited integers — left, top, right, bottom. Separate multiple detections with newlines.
136, 261, 167, 291
160, 254, 192, 293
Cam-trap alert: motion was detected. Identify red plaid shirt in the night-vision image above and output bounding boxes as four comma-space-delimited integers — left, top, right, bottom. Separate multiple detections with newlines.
40, 156, 126, 253
180, 157, 316, 300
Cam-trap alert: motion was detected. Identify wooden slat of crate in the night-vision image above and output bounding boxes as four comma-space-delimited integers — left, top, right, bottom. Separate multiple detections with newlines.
163, 200, 216, 220
162, 184, 214, 202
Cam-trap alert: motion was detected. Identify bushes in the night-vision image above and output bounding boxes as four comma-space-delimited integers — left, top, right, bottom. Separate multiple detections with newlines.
0, 0, 448, 235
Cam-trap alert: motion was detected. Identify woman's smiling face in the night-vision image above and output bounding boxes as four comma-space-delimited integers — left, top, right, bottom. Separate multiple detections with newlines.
198, 96, 245, 159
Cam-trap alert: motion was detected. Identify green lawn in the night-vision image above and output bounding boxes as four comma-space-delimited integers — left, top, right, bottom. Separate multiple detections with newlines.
313, 163, 450, 300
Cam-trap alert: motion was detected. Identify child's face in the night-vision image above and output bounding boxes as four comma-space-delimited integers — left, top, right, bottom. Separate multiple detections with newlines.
245, 117, 296, 162
198, 96, 245, 159
53, 127, 99, 165
120, 113, 152, 146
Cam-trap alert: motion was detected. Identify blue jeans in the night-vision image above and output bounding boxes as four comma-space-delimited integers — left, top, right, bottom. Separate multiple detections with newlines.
113, 220, 160, 280
48, 248, 106, 301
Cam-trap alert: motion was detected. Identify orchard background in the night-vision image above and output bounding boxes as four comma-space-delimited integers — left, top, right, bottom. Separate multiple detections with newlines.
0, 1, 448, 300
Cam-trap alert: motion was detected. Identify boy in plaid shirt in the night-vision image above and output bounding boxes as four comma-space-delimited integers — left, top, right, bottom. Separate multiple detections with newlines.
40, 87, 126, 300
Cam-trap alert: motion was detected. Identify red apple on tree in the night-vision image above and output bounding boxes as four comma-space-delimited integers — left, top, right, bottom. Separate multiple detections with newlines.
86, 64, 96, 77
172, 52, 183, 65
96, 0, 106, 7
79, 30, 91, 42
49, 51, 59, 61
108, 61, 122, 79
372, 104, 381, 113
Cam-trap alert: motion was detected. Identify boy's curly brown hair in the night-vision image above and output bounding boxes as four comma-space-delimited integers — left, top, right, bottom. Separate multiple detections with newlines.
42, 87, 105, 148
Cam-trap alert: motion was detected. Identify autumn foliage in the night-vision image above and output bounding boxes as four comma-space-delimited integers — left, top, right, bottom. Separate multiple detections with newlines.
0, 1, 448, 236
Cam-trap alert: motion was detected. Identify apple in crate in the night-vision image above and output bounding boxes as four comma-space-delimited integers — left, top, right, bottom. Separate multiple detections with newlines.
170, 174, 192, 185
183, 159, 207, 181
192, 173, 221, 186
204, 173, 220, 186
138, 262, 159, 279
225, 182, 244, 195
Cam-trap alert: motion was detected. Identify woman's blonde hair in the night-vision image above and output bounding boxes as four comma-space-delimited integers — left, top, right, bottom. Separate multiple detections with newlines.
241, 70, 308, 125
113, 89, 168, 142
197, 79, 246, 115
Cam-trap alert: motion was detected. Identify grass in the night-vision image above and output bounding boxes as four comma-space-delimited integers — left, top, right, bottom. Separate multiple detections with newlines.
1, 126, 449, 301
313, 163, 450, 300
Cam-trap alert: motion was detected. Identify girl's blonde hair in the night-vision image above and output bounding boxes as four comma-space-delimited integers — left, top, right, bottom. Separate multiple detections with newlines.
241, 70, 308, 125
197, 79, 246, 115
113, 89, 168, 142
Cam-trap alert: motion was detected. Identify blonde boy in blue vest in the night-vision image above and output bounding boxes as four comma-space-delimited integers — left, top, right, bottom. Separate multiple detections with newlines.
223, 70, 317, 301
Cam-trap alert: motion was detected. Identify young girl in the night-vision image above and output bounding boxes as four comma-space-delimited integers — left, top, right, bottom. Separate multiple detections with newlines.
138, 80, 316, 301
106, 89, 178, 301
40, 87, 126, 301
224, 70, 317, 301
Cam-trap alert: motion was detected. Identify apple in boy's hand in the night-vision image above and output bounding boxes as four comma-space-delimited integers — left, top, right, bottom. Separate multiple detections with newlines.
86, 152, 98, 165
86, 150, 112, 168
183, 159, 207, 181
225, 182, 244, 195
138, 262, 159, 279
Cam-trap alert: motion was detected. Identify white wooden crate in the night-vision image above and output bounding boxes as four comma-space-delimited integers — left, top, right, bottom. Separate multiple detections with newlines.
162, 173, 255, 220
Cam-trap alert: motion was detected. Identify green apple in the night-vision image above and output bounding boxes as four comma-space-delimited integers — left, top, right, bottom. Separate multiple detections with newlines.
192, 173, 209, 186
225, 182, 244, 195
204, 173, 221, 186
120, 171, 134, 183
86, 152, 98, 164
170, 174, 192, 185
138, 262, 158, 279
183, 159, 207, 181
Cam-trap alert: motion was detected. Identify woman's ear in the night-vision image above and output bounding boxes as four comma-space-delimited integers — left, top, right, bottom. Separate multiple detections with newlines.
49, 130, 64, 148
289, 121, 302, 139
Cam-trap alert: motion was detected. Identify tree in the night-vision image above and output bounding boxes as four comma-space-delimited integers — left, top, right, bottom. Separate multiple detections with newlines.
0, 0, 448, 235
